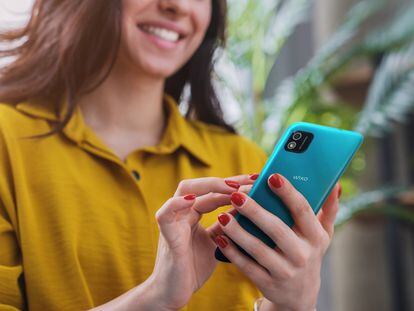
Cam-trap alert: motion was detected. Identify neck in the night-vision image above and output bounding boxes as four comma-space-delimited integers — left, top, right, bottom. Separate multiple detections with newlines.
78, 63, 166, 134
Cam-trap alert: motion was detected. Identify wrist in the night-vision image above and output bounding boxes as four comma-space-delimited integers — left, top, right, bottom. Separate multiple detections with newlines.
135, 274, 176, 311
259, 298, 316, 311
258, 298, 277, 311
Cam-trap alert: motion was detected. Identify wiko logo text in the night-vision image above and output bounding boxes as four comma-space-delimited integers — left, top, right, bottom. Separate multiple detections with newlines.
293, 176, 309, 182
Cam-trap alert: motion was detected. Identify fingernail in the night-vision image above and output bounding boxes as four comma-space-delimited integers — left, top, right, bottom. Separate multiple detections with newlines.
231, 192, 246, 207
338, 185, 342, 199
218, 213, 231, 226
184, 194, 196, 200
249, 173, 259, 180
215, 235, 228, 248
225, 180, 240, 189
269, 174, 283, 188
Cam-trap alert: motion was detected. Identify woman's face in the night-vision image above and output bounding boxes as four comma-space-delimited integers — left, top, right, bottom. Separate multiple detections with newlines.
119, 0, 212, 78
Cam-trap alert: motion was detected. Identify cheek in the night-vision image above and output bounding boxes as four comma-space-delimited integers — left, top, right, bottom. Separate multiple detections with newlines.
116, 0, 213, 77
185, 5, 212, 56
195, 4, 213, 42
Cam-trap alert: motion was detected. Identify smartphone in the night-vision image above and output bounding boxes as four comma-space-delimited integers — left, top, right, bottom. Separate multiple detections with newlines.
215, 122, 363, 262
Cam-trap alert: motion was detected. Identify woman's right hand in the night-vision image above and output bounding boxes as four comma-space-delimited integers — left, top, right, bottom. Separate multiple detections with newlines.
92, 174, 258, 311
146, 174, 258, 310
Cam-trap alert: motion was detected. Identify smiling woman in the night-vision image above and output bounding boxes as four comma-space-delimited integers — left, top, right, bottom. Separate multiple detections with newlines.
0, 1, 339, 311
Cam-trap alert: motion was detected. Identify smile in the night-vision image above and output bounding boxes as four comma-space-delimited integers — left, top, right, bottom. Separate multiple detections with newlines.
138, 24, 183, 43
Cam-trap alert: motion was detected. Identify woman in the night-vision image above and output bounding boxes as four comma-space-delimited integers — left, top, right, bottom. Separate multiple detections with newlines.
0, 0, 340, 310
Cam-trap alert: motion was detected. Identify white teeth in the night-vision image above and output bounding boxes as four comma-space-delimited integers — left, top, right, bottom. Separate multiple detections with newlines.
140, 25, 180, 42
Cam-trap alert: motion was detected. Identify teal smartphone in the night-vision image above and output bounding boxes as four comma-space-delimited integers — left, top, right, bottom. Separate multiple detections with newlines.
215, 122, 363, 262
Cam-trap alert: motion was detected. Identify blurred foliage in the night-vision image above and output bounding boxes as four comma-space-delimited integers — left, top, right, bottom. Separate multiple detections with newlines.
218, 0, 414, 225
336, 187, 409, 227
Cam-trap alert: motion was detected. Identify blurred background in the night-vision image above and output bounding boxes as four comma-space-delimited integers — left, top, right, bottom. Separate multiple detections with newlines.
1, 0, 414, 310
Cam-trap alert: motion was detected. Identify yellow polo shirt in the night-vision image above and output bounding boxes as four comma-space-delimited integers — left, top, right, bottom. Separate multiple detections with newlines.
0, 94, 268, 310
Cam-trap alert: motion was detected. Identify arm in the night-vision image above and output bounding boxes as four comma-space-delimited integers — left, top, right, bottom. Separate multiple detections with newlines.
91, 174, 257, 311
90, 276, 172, 311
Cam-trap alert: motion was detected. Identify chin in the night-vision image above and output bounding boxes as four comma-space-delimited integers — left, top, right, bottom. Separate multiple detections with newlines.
144, 64, 178, 78
137, 56, 185, 79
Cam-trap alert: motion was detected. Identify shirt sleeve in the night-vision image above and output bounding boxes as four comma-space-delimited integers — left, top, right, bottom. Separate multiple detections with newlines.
0, 124, 24, 310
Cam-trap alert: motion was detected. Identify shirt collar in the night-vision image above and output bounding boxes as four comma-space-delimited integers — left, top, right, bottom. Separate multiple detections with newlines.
15, 98, 59, 122
15, 94, 213, 167
159, 94, 213, 167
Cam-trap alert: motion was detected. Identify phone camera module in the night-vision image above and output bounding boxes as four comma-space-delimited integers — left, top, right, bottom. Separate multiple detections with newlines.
292, 132, 302, 141
285, 130, 314, 153
287, 141, 297, 150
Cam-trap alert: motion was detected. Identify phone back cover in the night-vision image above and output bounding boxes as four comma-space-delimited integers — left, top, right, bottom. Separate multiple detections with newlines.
236, 122, 363, 248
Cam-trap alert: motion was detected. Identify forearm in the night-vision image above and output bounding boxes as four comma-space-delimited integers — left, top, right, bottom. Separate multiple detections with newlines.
258, 298, 316, 311
90, 275, 173, 311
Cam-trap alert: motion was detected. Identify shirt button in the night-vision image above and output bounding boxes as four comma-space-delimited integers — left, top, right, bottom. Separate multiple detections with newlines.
132, 170, 140, 181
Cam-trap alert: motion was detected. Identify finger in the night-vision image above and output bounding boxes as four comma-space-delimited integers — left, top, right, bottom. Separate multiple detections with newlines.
238, 184, 253, 195
229, 192, 305, 265
155, 195, 197, 241
206, 208, 238, 239
214, 235, 271, 285
217, 212, 291, 278
193, 192, 232, 214
229, 173, 260, 185
174, 177, 240, 197
268, 173, 323, 243
188, 192, 232, 227
318, 183, 341, 238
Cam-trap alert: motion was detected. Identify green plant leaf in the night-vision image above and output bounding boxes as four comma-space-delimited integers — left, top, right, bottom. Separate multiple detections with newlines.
355, 42, 414, 135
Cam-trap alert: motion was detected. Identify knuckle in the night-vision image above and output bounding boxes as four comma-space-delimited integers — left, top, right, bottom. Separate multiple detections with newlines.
262, 277, 274, 290
313, 228, 328, 245
155, 198, 173, 222
294, 249, 310, 268
320, 232, 331, 249
293, 198, 310, 216
177, 179, 192, 193
278, 267, 294, 281
155, 209, 164, 223
211, 192, 224, 200
249, 242, 266, 258
239, 260, 255, 275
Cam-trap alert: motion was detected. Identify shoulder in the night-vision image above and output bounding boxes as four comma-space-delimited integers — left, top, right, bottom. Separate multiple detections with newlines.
0, 103, 50, 138
0, 103, 21, 139
188, 119, 268, 171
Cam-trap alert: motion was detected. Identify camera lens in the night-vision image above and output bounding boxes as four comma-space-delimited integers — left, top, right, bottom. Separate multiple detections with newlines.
287, 141, 297, 150
292, 132, 302, 141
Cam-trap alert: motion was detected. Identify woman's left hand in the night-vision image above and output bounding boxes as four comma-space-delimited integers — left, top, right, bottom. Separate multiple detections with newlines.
215, 173, 341, 311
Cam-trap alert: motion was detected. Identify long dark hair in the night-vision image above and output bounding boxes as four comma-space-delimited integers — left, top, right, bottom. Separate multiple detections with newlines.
0, 0, 235, 135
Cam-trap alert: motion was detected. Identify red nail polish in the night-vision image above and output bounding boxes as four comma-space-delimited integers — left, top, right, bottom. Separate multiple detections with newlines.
249, 173, 259, 180
225, 180, 240, 189
338, 185, 342, 199
184, 194, 196, 200
218, 213, 230, 226
231, 192, 245, 207
269, 174, 283, 188
215, 235, 228, 248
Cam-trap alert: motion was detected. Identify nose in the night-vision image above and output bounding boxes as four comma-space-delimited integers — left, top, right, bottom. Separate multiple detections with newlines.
159, 0, 191, 16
